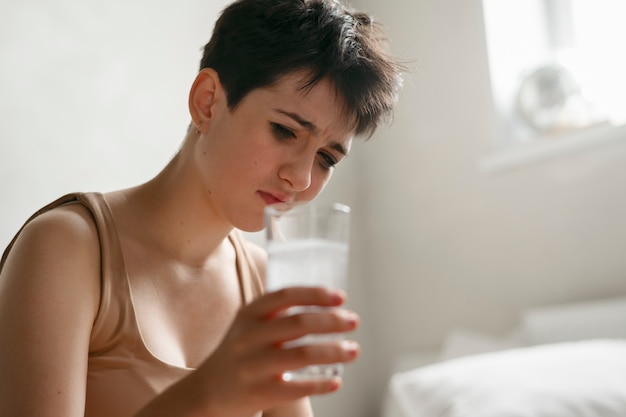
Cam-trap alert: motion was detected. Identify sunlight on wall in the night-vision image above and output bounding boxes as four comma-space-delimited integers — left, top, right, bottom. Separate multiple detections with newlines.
568, 0, 626, 125
482, 0, 626, 146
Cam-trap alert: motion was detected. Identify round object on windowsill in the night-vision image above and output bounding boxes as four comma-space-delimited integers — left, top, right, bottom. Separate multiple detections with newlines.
515, 63, 582, 134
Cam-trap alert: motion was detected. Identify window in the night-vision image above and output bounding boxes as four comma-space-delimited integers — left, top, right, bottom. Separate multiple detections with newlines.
481, 0, 626, 171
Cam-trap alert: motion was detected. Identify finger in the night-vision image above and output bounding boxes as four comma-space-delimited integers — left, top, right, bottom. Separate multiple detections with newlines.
275, 376, 343, 398
252, 340, 360, 376
276, 340, 360, 370
268, 308, 359, 345
234, 307, 359, 349
254, 376, 343, 404
235, 339, 359, 387
245, 287, 346, 319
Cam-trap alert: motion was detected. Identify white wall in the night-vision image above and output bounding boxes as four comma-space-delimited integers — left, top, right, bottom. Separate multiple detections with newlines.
0, 0, 231, 249
3, 1, 626, 417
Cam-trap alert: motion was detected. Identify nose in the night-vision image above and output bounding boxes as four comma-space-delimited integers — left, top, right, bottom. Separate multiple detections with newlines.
278, 155, 313, 192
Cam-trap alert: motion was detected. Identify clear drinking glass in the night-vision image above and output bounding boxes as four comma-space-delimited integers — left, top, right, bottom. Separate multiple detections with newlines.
265, 201, 351, 381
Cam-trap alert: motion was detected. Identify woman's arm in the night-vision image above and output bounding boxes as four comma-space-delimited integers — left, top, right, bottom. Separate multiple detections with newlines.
0, 204, 101, 417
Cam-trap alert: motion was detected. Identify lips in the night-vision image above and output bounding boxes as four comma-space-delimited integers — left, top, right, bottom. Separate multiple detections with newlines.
258, 191, 290, 205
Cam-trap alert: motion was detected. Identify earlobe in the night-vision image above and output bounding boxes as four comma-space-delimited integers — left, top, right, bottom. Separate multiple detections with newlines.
188, 68, 224, 128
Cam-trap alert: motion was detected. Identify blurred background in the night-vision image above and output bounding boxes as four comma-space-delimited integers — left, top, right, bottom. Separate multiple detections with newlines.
1, 0, 626, 416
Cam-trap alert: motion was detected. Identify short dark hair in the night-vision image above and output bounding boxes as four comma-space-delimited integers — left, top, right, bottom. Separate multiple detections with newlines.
200, 0, 404, 138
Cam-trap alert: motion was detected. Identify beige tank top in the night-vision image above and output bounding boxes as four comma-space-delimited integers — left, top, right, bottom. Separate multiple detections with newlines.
1, 192, 265, 417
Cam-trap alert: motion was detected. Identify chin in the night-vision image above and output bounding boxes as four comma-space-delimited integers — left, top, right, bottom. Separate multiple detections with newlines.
237, 224, 265, 233
234, 214, 266, 233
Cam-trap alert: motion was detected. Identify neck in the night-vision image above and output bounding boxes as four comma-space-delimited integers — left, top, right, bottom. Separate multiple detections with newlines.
111, 132, 233, 266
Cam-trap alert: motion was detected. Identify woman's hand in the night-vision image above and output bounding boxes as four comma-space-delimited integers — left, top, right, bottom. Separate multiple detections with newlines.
191, 286, 360, 417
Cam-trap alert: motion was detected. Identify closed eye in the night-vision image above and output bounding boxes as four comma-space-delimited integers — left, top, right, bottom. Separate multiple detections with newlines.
317, 151, 339, 170
270, 122, 296, 141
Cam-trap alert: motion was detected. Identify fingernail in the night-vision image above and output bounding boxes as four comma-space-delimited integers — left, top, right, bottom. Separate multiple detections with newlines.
330, 289, 346, 305
341, 340, 359, 357
341, 310, 359, 328
328, 378, 342, 392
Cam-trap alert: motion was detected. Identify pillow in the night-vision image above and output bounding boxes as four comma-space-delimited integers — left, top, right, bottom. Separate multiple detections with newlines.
386, 339, 626, 417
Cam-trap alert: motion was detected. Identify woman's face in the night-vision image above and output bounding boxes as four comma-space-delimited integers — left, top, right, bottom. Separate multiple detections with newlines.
196, 72, 355, 232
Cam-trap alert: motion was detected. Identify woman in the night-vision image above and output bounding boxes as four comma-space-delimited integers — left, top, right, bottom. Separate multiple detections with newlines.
0, 0, 403, 416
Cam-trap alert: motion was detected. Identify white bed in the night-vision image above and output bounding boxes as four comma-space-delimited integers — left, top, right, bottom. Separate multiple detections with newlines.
382, 297, 626, 417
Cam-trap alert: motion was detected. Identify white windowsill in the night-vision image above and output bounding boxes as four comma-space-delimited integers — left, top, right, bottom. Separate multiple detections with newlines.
480, 123, 626, 174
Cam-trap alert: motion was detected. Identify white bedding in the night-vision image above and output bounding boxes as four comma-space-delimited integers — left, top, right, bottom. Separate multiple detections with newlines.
385, 339, 626, 417
383, 297, 626, 417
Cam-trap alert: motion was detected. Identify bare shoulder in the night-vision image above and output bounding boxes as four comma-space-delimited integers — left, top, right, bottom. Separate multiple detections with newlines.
1, 202, 101, 315
0, 202, 101, 416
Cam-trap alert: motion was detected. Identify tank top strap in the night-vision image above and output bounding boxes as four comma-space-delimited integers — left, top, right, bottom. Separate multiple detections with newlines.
227, 230, 265, 304
73, 192, 136, 353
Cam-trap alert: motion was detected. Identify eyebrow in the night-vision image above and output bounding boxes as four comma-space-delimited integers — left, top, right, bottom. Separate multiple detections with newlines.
274, 109, 348, 156
275, 109, 319, 134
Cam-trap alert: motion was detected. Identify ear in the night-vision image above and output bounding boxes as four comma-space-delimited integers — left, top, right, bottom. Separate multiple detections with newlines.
188, 68, 226, 129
